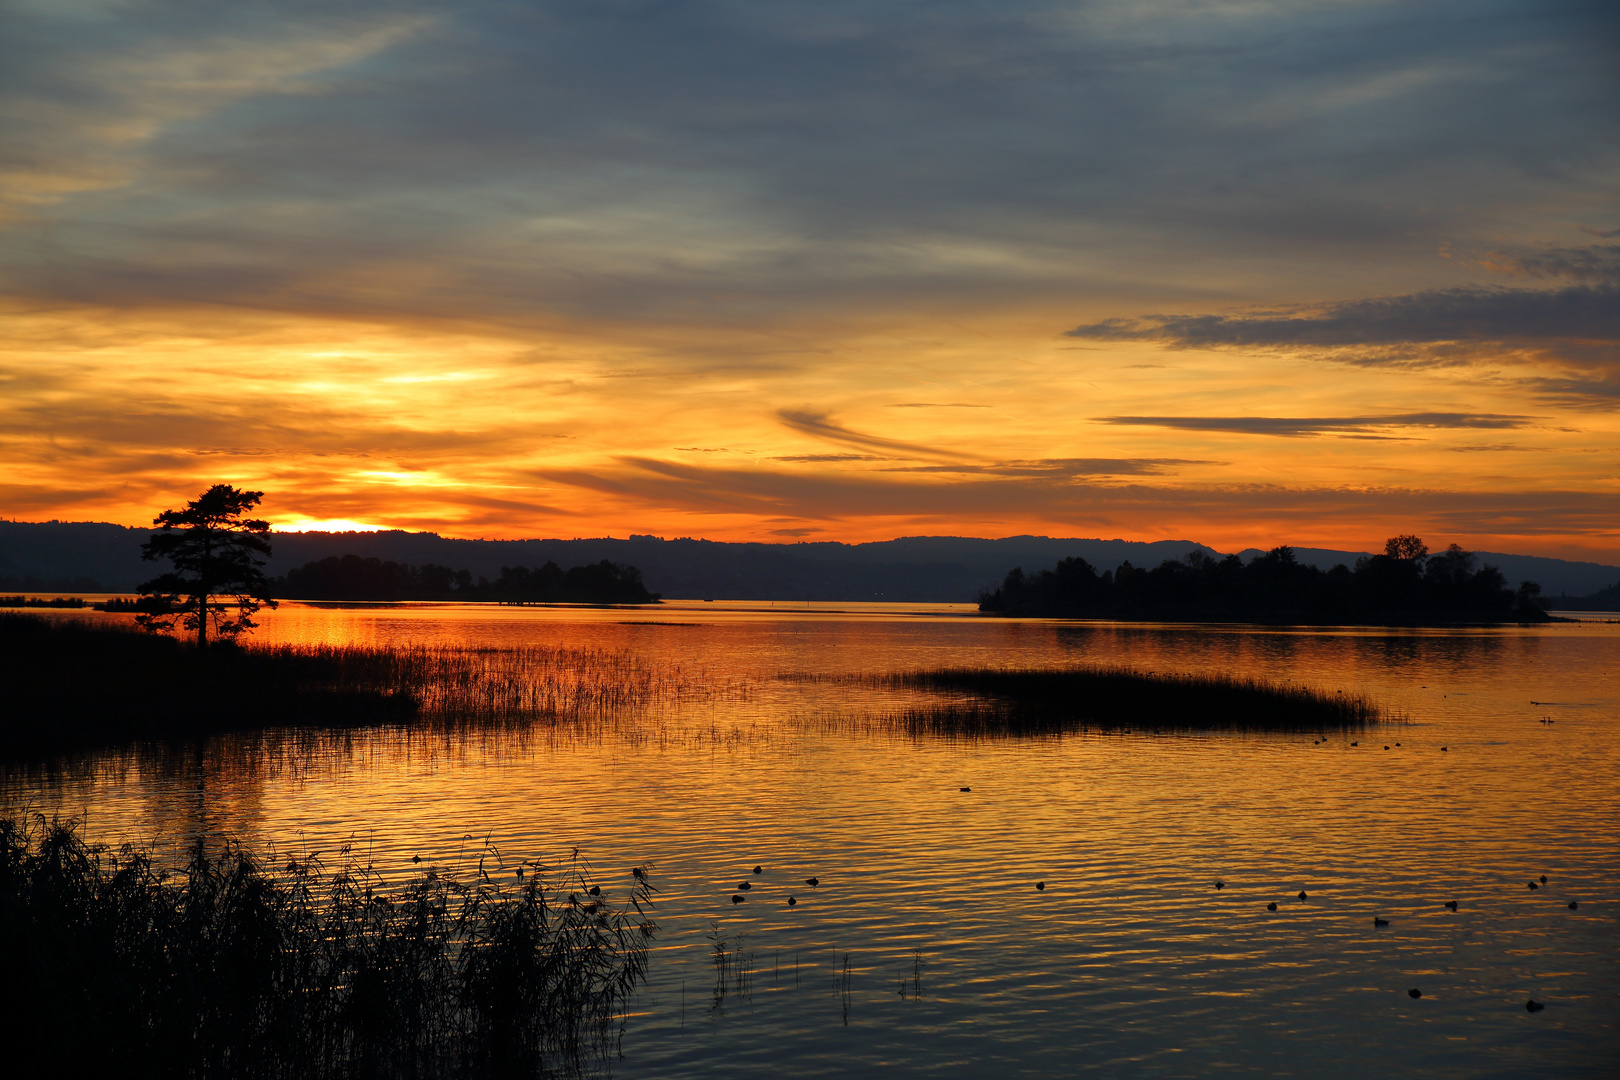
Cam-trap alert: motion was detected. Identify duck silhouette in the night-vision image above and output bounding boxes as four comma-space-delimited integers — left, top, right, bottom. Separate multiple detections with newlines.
1036, 881, 1045, 891
1444, 900, 1459, 911
960, 787, 971, 792
805, 877, 820, 887
737, 881, 752, 890
1526, 1000, 1545, 1012
1214, 880, 1225, 890
787, 896, 797, 907
588, 885, 600, 896
1540, 875, 1547, 884
1441, 747, 1448, 751
1267, 902, 1278, 911
753, 865, 763, 875
1298, 890, 1309, 900
1528, 881, 1539, 890
731, 894, 745, 904
1374, 917, 1389, 927
1408, 988, 1422, 999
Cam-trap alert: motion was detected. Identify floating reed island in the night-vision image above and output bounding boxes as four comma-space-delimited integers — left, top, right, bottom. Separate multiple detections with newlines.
0, 613, 725, 759
0, 812, 655, 1080
803, 665, 1388, 737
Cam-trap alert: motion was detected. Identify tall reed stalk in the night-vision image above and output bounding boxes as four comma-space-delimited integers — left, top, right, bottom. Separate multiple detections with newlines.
0, 812, 656, 1079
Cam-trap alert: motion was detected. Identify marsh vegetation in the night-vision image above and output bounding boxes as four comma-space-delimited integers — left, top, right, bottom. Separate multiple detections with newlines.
0, 614, 731, 759
799, 665, 1385, 737
0, 812, 656, 1079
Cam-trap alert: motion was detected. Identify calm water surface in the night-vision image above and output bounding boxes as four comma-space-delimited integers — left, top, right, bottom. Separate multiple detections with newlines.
8, 602, 1618, 1077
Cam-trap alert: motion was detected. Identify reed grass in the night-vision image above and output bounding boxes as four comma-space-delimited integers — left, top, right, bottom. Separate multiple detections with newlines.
802, 665, 1385, 737
0, 811, 655, 1079
0, 614, 736, 759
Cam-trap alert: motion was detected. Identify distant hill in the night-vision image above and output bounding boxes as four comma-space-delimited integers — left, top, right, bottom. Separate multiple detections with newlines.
2, 520, 1616, 601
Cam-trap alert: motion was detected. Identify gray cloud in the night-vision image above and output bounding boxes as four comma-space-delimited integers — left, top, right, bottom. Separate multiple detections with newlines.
1482, 244, 1620, 283
1068, 285, 1620, 350
1095, 413, 1536, 437
1, 1, 1614, 327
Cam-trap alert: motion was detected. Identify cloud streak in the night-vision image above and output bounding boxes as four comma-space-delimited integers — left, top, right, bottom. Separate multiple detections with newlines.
1067, 285, 1620, 350
1095, 414, 1536, 437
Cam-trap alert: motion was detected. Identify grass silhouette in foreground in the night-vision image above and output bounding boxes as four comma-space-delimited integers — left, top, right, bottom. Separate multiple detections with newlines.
0, 813, 654, 1080
0, 614, 696, 759
822, 666, 1384, 736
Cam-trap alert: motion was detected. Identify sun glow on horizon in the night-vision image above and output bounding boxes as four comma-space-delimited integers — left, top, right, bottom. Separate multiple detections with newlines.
275, 519, 387, 534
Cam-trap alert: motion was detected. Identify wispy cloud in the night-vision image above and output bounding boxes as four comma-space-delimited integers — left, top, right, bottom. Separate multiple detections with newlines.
776, 409, 970, 459
1067, 285, 1619, 351
1480, 243, 1620, 284
880, 458, 1210, 476
1095, 413, 1536, 437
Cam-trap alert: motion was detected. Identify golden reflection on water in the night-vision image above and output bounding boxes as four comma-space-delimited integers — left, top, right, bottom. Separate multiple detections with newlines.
6, 602, 1618, 1077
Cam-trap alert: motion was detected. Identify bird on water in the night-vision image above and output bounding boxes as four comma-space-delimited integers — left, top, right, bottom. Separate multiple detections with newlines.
731, 894, 745, 904
1444, 900, 1459, 911
1214, 880, 1224, 890
1298, 890, 1308, 900
1267, 902, 1278, 911
1526, 1000, 1545, 1012
753, 865, 763, 875
1409, 989, 1422, 999
1568, 901, 1579, 910
787, 896, 797, 907
1528, 881, 1539, 890
1036, 881, 1045, 891
737, 881, 752, 890
1374, 917, 1389, 926
806, 877, 820, 887
1540, 875, 1547, 883
960, 787, 971, 792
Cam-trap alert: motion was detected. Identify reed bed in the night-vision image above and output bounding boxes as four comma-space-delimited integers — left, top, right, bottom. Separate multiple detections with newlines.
0, 812, 656, 1079
794, 665, 1385, 737
0, 614, 744, 759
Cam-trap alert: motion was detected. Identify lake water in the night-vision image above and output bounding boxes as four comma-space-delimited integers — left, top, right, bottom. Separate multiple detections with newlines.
6, 601, 1618, 1077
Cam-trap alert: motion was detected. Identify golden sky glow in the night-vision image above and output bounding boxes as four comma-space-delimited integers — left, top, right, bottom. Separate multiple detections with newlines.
1, 1, 1616, 560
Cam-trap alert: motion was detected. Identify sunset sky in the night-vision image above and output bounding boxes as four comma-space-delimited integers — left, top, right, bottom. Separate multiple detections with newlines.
2, 0, 1616, 559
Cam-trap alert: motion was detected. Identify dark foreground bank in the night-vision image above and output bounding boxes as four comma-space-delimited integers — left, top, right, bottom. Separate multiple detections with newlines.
0, 614, 680, 759
840, 666, 1386, 736
1, 613, 417, 756
0, 813, 654, 1080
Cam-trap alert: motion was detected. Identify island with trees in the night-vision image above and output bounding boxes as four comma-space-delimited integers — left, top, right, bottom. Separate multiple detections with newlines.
979, 536, 1549, 624
275, 553, 659, 605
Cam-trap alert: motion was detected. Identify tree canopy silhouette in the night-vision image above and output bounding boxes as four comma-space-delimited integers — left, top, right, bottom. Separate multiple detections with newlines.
136, 485, 277, 646
979, 536, 1546, 624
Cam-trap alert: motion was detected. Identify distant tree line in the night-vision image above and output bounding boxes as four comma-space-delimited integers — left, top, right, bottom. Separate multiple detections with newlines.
277, 554, 659, 604
979, 536, 1548, 624
1542, 580, 1620, 611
